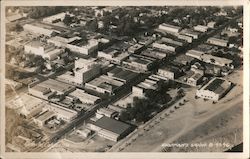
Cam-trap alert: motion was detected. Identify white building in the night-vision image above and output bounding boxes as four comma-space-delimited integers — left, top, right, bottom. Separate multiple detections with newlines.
23, 24, 59, 37
194, 25, 209, 32
74, 58, 101, 85
69, 89, 100, 105
186, 50, 233, 67
66, 39, 99, 55
96, 108, 118, 118
98, 48, 129, 65
43, 12, 66, 23
196, 78, 232, 101
24, 41, 63, 60
46, 103, 78, 122
158, 23, 181, 33
207, 37, 228, 47
178, 34, 193, 43
48, 36, 81, 47
18, 94, 45, 118
85, 75, 124, 95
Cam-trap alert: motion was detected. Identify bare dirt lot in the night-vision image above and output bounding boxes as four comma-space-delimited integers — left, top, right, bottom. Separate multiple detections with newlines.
119, 70, 243, 152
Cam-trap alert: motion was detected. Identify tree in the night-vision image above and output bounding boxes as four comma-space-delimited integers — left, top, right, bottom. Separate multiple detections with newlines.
86, 19, 98, 32
63, 14, 73, 26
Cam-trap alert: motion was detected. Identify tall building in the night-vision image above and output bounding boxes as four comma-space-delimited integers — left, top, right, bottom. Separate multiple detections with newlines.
74, 58, 101, 85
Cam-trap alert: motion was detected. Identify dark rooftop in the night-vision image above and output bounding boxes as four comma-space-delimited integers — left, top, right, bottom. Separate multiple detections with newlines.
93, 116, 131, 135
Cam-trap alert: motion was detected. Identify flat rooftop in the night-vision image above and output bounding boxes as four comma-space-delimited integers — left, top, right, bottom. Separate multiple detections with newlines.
93, 116, 131, 135
38, 79, 75, 93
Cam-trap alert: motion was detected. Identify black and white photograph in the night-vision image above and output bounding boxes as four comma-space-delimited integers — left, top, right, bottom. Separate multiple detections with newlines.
0, 0, 249, 159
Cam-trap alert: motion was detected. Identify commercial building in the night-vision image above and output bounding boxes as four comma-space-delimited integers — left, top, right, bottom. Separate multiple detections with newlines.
133, 74, 162, 97
46, 103, 78, 122
128, 44, 145, 54
74, 58, 101, 85
194, 25, 209, 32
207, 21, 217, 28
178, 34, 193, 43
98, 48, 129, 65
187, 73, 203, 86
88, 116, 133, 142
122, 55, 155, 72
28, 79, 76, 100
158, 65, 181, 80
207, 37, 229, 47
140, 49, 169, 60
42, 12, 66, 23
66, 38, 99, 55
186, 50, 233, 67
107, 67, 139, 84
23, 24, 59, 37
186, 49, 205, 59
69, 89, 101, 105
174, 54, 195, 65
24, 41, 63, 60
158, 23, 181, 33
180, 29, 200, 39
152, 38, 183, 53
48, 35, 81, 47
96, 108, 118, 118
196, 78, 233, 101
85, 75, 124, 95
34, 111, 56, 127
17, 94, 45, 118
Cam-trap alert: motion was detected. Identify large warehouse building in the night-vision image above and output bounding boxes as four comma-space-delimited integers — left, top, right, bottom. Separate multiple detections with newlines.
88, 116, 134, 142
196, 77, 233, 101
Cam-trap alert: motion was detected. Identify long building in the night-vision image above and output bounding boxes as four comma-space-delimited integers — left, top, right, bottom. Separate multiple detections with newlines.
207, 37, 228, 47
158, 23, 181, 33
23, 24, 59, 37
196, 78, 233, 101
28, 79, 76, 100
186, 50, 233, 67
88, 116, 133, 142
107, 67, 139, 84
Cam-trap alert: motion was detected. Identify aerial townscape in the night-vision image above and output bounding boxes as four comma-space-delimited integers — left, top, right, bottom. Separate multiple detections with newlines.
5, 6, 243, 152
